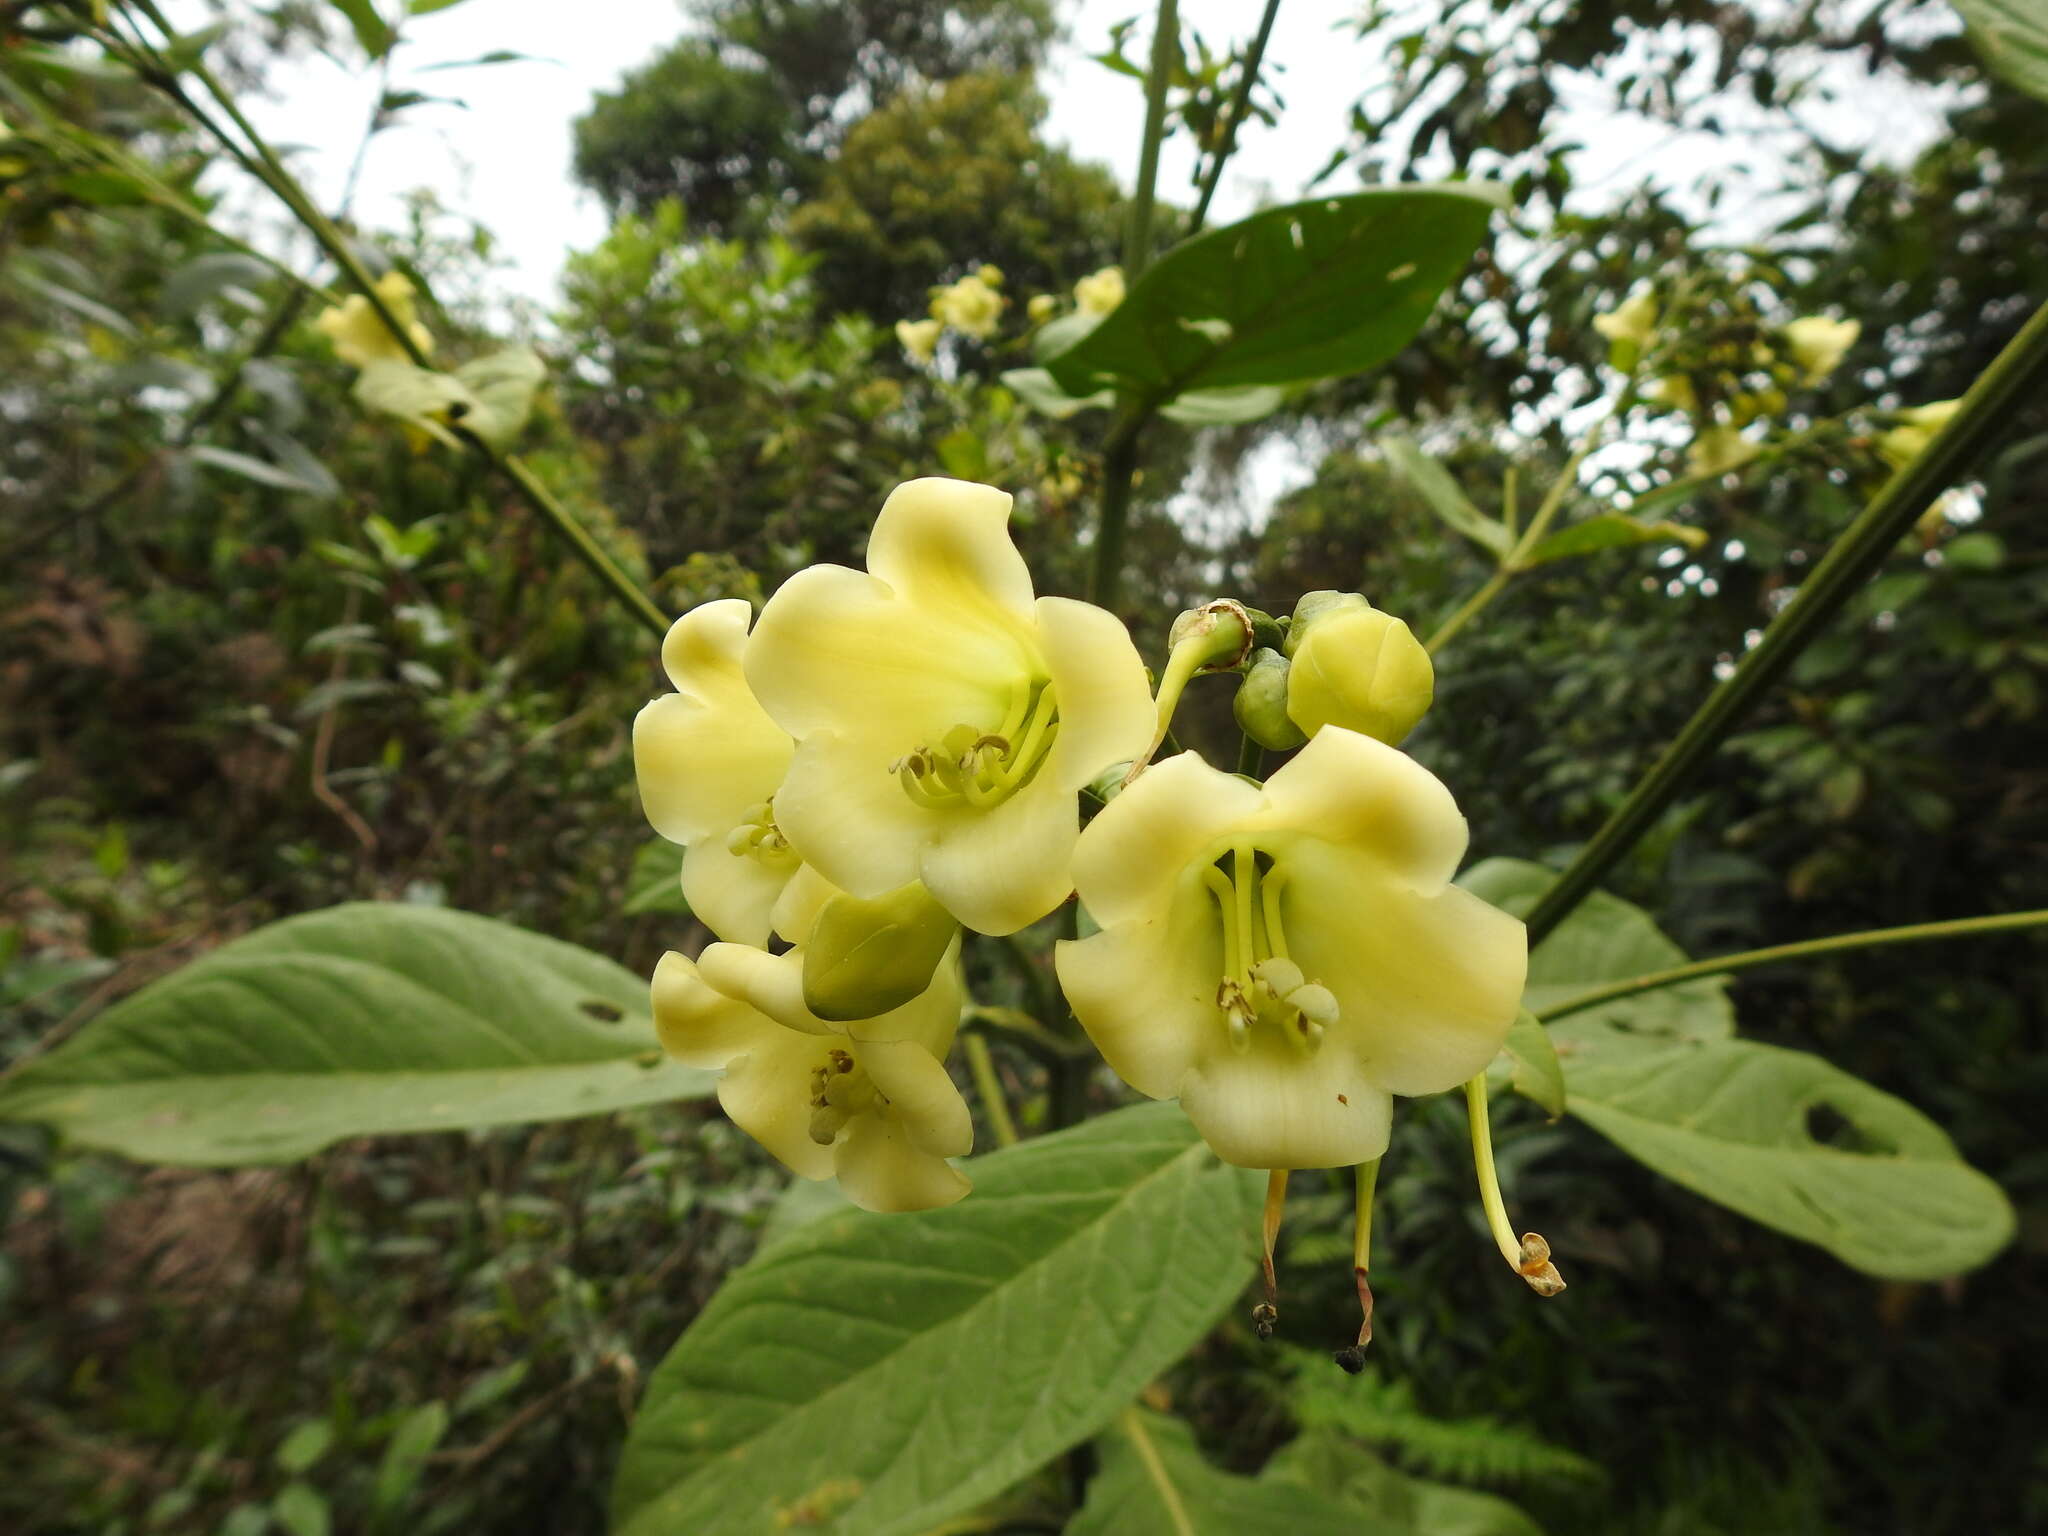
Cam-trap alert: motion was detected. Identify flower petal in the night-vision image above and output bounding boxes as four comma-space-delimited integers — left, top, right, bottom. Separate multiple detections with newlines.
1284, 854, 1526, 1097
770, 729, 929, 899
696, 938, 965, 1050
770, 861, 839, 945
633, 607, 792, 847
649, 950, 782, 1068
858, 1037, 973, 1158
715, 1028, 836, 1181
1055, 875, 1220, 1099
1180, 1038, 1394, 1169
1255, 727, 1468, 892
745, 563, 1020, 747
832, 1112, 970, 1212
862, 477, 1036, 628
916, 774, 1078, 935
679, 840, 791, 947
1070, 750, 1262, 928
1035, 595, 1155, 792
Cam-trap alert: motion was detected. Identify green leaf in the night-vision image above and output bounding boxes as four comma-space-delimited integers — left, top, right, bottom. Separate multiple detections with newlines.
1263, 1428, 1548, 1536
14, 270, 139, 339
353, 361, 467, 448
999, 365, 1113, 420
1160, 384, 1288, 426
271, 1482, 331, 1536
1566, 1038, 2015, 1280
0, 904, 709, 1165
1494, 1011, 1564, 1118
326, 0, 394, 60
354, 350, 544, 450
185, 444, 334, 498
1067, 1409, 1359, 1535
409, 0, 476, 13
1383, 437, 1511, 557
275, 1419, 334, 1475
611, 1102, 1260, 1536
623, 839, 690, 916
1458, 859, 2014, 1279
372, 1402, 448, 1513
162, 251, 272, 316
1950, 0, 2048, 102
1041, 186, 1505, 402
1518, 514, 1706, 568
449, 347, 545, 448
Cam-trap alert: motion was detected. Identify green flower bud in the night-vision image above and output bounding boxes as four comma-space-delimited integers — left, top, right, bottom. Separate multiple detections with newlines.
801, 881, 960, 1023
1167, 598, 1256, 672
1285, 602, 1434, 746
1233, 647, 1308, 751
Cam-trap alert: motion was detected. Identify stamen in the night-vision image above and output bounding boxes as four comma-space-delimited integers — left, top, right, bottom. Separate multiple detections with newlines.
1255, 1169, 1288, 1339
1464, 1074, 1566, 1297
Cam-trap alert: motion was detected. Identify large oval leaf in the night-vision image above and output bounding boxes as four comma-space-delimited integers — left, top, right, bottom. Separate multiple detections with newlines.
612, 1102, 1261, 1536
1951, 0, 2048, 103
1458, 859, 2014, 1278
1068, 1410, 1358, 1535
0, 903, 707, 1164
1041, 185, 1505, 402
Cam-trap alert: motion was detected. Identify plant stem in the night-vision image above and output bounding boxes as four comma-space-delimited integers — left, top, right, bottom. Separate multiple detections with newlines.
1188, 0, 1282, 236
114, 0, 670, 640
1537, 908, 2048, 1024
1121, 0, 1180, 283
1523, 296, 2048, 946
1235, 734, 1264, 777
963, 1034, 1020, 1148
1089, 417, 1144, 609
1463, 1075, 1521, 1270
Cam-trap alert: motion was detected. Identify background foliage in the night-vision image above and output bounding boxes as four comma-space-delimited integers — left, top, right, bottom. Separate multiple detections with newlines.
3, 0, 2044, 1532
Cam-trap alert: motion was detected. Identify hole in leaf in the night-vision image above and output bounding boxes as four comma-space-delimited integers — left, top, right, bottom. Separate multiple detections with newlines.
1802, 1101, 1894, 1155
580, 999, 625, 1023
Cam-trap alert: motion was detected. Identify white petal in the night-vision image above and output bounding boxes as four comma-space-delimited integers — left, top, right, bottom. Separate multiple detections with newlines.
716, 1029, 836, 1180
858, 1037, 973, 1157
1255, 727, 1468, 892
862, 478, 1036, 627
771, 729, 929, 900
916, 774, 1078, 935
1180, 1038, 1393, 1170
649, 951, 782, 1069
832, 1113, 970, 1212
744, 563, 1021, 745
679, 839, 791, 947
1285, 853, 1526, 1097
1035, 595, 1156, 792
1055, 876, 1220, 1099
1070, 751, 1262, 928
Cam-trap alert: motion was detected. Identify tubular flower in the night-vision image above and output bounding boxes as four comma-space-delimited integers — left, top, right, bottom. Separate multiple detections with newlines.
1074, 266, 1126, 317
652, 944, 971, 1212
314, 270, 434, 368
745, 479, 1154, 936
1055, 729, 1526, 1170
929, 274, 1006, 339
1781, 315, 1859, 384
633, 600, 819, 947
896, 318, 942, 363
1283, 593, 1433, 747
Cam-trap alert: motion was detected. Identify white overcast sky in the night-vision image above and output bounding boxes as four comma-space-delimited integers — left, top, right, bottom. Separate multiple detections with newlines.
203, 0, 1960, 309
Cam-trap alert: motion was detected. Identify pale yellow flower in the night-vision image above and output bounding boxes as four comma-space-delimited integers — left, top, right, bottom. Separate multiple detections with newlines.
976, 264, 1005, 288
633, 600, 822, 947
743, 479, 1153, 935
1877, 399, 1961, 469
1027, 294, 1059, 324
1688, 423, 1759, 477
1592, 288, 1657, 360
314, 270, 433, 368
1284, 595, 1433, 746
1074, 266, 1126, 317
1055, 730, 1526, 1169
895, 318, 942, 364
652, 944, 970, 1211
929, 274, 1006, 339
1781, 316, 1860, 385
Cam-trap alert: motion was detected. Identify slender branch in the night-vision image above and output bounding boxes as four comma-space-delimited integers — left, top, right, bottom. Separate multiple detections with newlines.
1188, 0, 1282, 236
1121, 0, 1180, 282
1522, 296, 2048, 945
107, 0, 670, 639
963, 1034, 1020, 1148
1089, 416, 1145, 609
1536, 908, 2048, 1025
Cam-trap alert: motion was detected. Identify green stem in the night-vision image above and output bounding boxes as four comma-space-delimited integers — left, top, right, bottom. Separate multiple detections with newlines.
114, 0, 669, 640
1089, 418, 1143, 609
963, 1033, 1020, 1148
1523, 296, 2048, 946
1537, 908, 2048, 1025
1235, 733, 1264, 777
1463, 1074, 1521, 1270
1188, 0, 1282, 236
1121, 0, 1180, 282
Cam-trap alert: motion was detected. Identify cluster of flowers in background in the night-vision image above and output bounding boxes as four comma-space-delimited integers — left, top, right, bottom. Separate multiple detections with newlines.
632, 478, 1530, 1245
895, 261, 1128, 365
